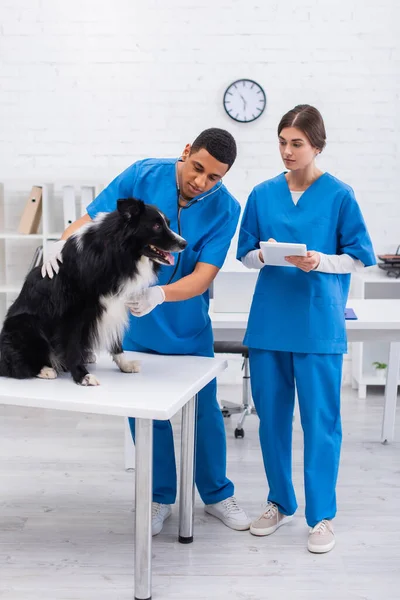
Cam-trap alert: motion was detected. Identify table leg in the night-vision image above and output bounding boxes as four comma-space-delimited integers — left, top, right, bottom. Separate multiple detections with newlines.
124, 417, 135, 471
134, 418, 153, 600
179, 394, 198, 544
381, 342, 400, 444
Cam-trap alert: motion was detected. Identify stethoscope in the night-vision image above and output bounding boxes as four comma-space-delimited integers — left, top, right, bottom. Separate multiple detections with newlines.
165, 164, 223, 285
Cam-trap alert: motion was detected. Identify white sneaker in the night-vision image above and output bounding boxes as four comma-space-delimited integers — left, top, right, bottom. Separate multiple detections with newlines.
308, 519, 335, 553
250, 502, 293, 536
151, 502, 172, 536
204, 496, 251, 531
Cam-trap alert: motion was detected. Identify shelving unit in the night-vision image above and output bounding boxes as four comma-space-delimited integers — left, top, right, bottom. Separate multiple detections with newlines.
351, 268, 400, 398
0, 182, 101, 324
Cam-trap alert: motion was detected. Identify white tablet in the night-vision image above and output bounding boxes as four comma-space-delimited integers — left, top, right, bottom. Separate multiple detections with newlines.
260, 241, 307, 267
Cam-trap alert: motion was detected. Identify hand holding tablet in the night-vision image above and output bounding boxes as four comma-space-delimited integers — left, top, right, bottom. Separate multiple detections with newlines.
260, 241, 308, 268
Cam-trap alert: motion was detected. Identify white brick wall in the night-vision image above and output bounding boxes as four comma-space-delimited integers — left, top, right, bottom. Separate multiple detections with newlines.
0, 0, 399, 384
1, 0, 399, 253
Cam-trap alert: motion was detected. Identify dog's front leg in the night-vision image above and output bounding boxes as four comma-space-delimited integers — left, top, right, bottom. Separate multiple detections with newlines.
83, 349, 97, 364
62, 326, 100, 386
68, 362, 100, 386
110, 341, 141, 373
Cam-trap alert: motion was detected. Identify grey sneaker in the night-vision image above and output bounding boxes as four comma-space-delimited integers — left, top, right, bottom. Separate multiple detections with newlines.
250, 501, 293, 536
151, 502, 172, 536
308, 519, 335, 553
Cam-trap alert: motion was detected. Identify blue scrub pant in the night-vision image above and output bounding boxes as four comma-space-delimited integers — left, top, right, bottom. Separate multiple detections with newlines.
249, 349, 343, 527
125, 341, 234, 505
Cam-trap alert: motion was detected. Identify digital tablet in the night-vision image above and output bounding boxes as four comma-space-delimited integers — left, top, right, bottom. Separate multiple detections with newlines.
260, 241, 307, 267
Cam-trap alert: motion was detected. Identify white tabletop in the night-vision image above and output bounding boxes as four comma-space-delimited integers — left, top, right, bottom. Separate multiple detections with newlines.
0, 352, 227, 420
210, 299, 400, 331
352, 266, 400, 283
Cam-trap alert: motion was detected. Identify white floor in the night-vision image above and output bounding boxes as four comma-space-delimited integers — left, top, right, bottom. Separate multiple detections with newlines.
1, 384, 399, 600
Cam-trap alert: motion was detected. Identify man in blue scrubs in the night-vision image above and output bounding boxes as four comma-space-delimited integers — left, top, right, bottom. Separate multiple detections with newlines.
42, 128, 251, 535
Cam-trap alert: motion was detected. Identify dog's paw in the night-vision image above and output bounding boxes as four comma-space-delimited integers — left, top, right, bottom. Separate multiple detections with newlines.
37, 366, 57, 380
118, 359, 141, 373
80, 374, 100, 386
112, 353, 141, 373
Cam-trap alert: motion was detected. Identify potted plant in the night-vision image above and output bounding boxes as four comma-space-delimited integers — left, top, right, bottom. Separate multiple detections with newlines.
372, 361, 388, 379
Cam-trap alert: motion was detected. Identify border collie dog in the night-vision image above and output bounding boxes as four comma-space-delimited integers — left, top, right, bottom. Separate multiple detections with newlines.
0, 198, 187, 386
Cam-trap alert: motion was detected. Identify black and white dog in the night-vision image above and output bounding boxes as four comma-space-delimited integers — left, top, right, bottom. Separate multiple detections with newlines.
0, 198, 187, 385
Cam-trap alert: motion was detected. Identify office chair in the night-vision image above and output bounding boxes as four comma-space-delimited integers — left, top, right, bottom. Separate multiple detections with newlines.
214, 340, 257, 438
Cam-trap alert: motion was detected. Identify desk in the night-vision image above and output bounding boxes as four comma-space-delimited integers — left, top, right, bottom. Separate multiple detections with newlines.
0, 351, 227, 600
210, 299, 400, 444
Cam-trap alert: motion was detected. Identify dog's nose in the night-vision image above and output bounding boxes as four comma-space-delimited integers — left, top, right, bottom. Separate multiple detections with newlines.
179, 239, 188, 249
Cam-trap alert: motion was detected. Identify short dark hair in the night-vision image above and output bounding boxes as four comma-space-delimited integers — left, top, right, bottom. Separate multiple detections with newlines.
190, 128, 237, 169
278, 105, 326, 152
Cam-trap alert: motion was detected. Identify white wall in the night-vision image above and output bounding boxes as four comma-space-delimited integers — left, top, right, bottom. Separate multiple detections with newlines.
1, 0, 399, 252
0, 0, 399, 384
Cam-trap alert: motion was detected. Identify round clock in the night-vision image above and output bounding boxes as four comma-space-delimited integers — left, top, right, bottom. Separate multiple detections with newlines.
223, 79, 266, 123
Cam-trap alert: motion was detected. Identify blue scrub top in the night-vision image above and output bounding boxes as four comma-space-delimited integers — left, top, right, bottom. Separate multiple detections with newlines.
87, 158, 241, 355
236, 173, 376, 354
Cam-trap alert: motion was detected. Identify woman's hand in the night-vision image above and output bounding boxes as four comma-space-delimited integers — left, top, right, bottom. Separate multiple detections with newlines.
258, 238, 276, 263
285, 250, 320, 272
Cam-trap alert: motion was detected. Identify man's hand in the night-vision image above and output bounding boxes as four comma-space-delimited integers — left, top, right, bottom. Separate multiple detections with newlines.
285, 250, 320, 272
126, 286, 165, 317
41, 240, 66, 278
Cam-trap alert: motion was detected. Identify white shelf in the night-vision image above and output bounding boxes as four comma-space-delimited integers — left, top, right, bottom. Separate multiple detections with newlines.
0, 233, 44, 240
0, 232, 62, 240
360, 374, 400, 385
0, 181, 100, 325
0, 285, 21, 294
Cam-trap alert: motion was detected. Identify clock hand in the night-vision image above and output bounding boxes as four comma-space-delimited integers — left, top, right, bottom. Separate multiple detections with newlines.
240, 94, 247, 110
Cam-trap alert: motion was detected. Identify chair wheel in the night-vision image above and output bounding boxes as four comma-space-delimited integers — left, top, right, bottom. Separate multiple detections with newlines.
234, 427, 245, 438
221, 408, 231, 418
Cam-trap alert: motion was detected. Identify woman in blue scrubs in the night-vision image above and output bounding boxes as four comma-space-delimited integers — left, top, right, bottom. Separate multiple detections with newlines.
42, 128, 250, 536
237, 105, 376, 553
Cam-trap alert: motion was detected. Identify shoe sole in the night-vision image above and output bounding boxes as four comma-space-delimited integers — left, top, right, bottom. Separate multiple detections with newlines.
250, 514, 293, 537
204, 508, 251, 531
308, 538, 335, 553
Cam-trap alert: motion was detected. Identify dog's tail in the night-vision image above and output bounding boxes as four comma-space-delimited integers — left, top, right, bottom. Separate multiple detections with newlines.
0, 314, 50, 379
0, 352, 12, 377
0, 347, 40, 379
0, 365, 9, 377
0, 338, 8, 376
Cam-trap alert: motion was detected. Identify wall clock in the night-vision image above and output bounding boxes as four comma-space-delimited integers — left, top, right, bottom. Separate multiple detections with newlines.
223, 79, 266, 123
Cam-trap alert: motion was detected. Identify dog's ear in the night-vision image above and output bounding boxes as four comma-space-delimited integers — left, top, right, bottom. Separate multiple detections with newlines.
117, 198, 145, 221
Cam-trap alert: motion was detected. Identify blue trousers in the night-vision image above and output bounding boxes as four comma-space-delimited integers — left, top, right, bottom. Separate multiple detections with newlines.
126, 341, 234, 505
249, 349, 343, 527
